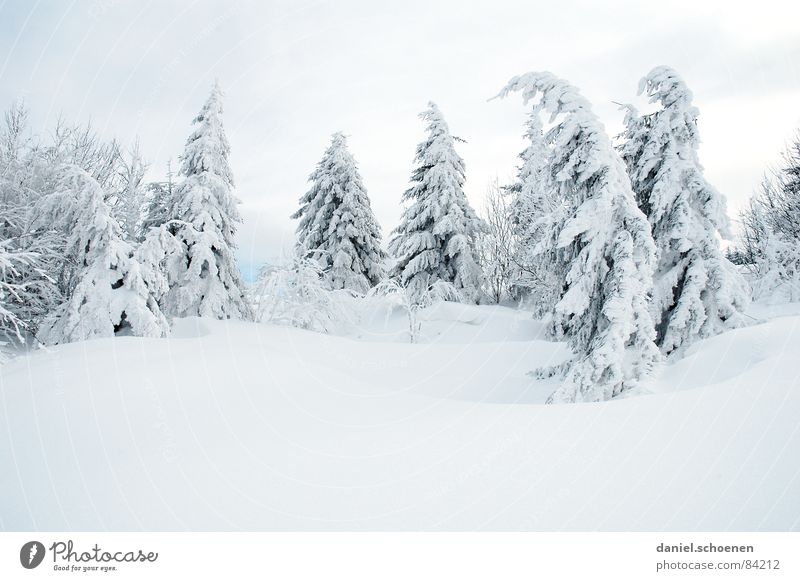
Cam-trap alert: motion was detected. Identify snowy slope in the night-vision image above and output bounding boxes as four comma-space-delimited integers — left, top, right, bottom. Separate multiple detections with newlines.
1, 304, 798, 531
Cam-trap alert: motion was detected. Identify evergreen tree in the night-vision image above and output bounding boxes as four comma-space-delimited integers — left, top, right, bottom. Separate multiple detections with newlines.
389, 102, 483, 302
113, 141, 148, 242
619, 66, 748, 355
509, 109, 549, 248
140, 159, 175, 237
161, 82, 251, 319
506, 106, 561, 312
36, 166, 168, 344
496, 72, 661, 403
292, 132, 385, 293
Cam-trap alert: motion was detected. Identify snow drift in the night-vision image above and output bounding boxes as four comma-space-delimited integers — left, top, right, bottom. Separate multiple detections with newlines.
1, 303, 798, 531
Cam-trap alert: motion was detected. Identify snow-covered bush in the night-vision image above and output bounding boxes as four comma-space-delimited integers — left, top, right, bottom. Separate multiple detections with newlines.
619, 66, 748, 355
748, 231, 800, 303
738, 131, 800, 302
367, 278, 460, 343
496, 71, 661, 403
36, 166, 169, 344
292, 132, 385, 293
0, 242, 39, 345
250, 251, 355, 334
477, 179, 515, 303
389, 102, 484, 303
0, 103, 72, 343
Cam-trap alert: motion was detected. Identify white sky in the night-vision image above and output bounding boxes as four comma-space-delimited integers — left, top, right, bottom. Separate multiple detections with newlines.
2, 0, 799, 278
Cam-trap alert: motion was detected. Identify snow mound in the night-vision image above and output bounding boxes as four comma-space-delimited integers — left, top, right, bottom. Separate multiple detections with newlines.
170, 317, 213, 339
1, 305, 798, 531
350, 302, 549, 344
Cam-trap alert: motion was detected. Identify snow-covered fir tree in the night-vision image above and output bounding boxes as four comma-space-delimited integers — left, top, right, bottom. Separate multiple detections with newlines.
140, 159, 175, 238
135, 221, 181, 310
160, 82, 251, 319
509, 108, 549, 250
292, 132, 385, 293
496, 72, 661, 403
505, 106, 562, 313
112, 141, 148, 242
619, 66, 748, 355
388, 102, 483, 302
36, 166, 168, 344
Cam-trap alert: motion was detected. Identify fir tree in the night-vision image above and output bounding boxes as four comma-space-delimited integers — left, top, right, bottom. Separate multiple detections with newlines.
619, 66, 748, 355
113, 141, 148, 242
292, 132, 385, 293
140, 159, 175, 238
506, 106, 561, 312
496, 72, 661, 403
510, 108, 550, 249
161, 82, 251, 319
389, 102, 483, 302
36, 166, 168, 344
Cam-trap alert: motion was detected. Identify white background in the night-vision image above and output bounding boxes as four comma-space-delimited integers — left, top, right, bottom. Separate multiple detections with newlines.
1, 532, 798, 580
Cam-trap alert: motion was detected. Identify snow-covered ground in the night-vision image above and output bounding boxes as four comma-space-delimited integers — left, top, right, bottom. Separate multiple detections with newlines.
1, 302, 799, 531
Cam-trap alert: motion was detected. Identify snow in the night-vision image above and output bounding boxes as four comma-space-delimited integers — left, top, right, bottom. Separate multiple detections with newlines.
390, 103, 483, 302
159, 82, 251, 320
619, 66, 749, 356
36, 166, 169, 345
1, 302, 798, 531
292, 132, 385, 293
496, 71, 661, 402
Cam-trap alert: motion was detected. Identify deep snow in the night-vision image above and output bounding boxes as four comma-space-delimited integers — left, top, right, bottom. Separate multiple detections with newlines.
1, 302, 798, 530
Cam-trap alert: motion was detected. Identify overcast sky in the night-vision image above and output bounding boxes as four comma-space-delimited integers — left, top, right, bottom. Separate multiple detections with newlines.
2, 0, 799, 278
